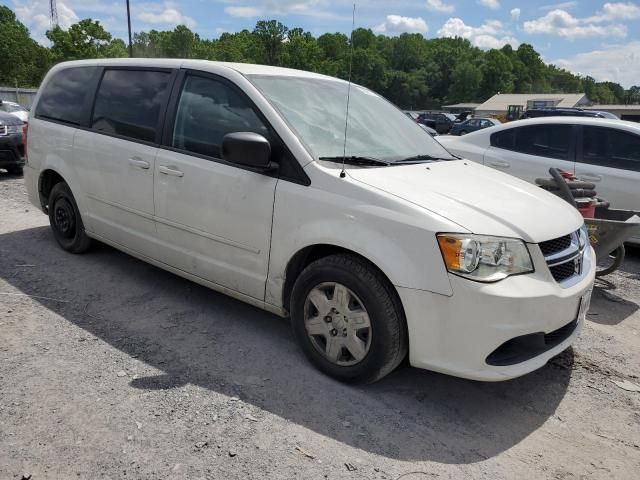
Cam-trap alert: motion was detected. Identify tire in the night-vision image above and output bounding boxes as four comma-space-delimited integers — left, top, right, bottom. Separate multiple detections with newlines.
290, 254, 408, 384
596, 245, 625, 277
6, 166, 23, 175
48, 182, 92, 253
460, 130, 468, 136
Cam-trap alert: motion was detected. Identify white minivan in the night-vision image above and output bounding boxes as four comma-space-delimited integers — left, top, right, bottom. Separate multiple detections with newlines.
25, 59, 595, 383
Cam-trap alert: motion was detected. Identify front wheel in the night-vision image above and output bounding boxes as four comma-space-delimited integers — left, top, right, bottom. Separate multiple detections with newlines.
48, 182, 92, 253
290, 254, 408, 384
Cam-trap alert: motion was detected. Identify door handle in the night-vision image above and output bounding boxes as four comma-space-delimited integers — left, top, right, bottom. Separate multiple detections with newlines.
578, 173, 602, 182
128, 157, 150, 169
489, 160, 510, 168
158, 165, 184, 177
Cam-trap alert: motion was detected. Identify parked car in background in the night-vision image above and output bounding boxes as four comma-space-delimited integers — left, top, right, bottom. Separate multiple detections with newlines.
417, 112, 456, 134
449, 117, 501, 136
0, 100, 29, 123
403, 110, 421, 122
418, 123, 438, 136
438, 117, 640, 217
404, 111, 438, 135
455, 111, 473, 123
26, 59, 594, 383
0, 111, 25, 175
521, 107, 619, 120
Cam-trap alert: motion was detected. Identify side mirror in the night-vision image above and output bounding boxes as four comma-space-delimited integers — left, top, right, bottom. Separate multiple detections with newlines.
222, 132, 276, 171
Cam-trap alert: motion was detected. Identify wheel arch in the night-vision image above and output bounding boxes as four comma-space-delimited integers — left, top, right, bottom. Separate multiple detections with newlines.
282, 243, 406, 321
38, 168, 67, 212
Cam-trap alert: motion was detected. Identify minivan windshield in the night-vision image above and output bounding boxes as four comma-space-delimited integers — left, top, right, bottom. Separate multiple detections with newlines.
248, 75, 456, 163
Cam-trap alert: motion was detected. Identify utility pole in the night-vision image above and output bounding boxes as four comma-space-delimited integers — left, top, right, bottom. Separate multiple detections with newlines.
49, 0, 58, 27
126, 0, 133, 57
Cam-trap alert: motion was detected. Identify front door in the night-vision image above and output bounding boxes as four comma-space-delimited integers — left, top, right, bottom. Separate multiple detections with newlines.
153, 72, 278, 300
483, 123, 576, 183
74, 68, 174, 252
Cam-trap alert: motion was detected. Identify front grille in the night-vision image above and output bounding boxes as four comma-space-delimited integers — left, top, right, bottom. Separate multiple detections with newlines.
539, 234, 571, 256
539, 230, 584, 286
549, 261, 577, 282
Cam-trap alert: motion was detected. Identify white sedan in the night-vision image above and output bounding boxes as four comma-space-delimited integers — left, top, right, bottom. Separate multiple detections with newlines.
0, 100, 29, 123
438, 116, 640, 213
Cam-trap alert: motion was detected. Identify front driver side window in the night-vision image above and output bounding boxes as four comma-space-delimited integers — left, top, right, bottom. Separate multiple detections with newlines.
172, 75, 270, 159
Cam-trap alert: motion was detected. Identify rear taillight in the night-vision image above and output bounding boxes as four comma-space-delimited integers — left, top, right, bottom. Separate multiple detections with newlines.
22, 122, 28, 163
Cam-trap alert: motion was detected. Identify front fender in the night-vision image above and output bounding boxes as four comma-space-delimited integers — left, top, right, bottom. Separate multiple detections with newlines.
266, 179, 458, 308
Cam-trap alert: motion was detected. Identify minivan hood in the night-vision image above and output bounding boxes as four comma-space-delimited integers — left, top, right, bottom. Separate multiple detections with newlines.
347, 160, 583, 243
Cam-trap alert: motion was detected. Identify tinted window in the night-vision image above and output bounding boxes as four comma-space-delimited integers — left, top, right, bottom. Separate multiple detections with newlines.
92, 69, 171, 142
582, 126, 640, 172
35, 67, 97, 125
492, 125, 571, 160
491, 128, 516, 149
172, 75, 269, 159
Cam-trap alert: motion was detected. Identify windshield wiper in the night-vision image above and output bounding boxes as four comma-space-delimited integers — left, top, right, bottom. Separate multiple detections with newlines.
319, 155, 391, 167
395, 154, 456, 163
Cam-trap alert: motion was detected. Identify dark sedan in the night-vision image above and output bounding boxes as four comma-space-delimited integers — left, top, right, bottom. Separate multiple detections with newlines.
449, 117, 501, 136
0, 111, 25, 175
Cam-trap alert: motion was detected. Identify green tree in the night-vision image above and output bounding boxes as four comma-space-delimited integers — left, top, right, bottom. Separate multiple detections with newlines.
447, 61, 482, 103
0, 6, 50, 87
215, 30, 258, 62
47, 19, 126, 61
4, 5, 640, 109
253, 20, 288, 65
282, 28, 322, 70
161, 25, 197, 58
479, 49, 515, 99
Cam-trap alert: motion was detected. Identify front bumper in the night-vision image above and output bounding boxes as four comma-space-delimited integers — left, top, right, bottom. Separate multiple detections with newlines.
399, 245, 595, 381
0, 135, 24, 167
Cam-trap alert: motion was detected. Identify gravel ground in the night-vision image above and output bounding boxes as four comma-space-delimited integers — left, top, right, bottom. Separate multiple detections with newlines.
1, 172, 639, 480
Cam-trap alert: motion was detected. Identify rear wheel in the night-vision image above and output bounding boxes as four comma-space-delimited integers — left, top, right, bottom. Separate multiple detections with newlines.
48, 182, 92, 253
290, 254, 408, 384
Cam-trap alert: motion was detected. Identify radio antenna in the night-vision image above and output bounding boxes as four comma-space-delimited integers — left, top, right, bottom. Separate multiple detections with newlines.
340, 3, 356, 179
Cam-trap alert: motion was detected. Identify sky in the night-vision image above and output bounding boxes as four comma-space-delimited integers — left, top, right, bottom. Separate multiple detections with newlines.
4, 0, 640, 87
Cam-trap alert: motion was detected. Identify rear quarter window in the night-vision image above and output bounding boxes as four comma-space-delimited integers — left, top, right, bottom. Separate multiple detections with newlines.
35, 67, 98, 125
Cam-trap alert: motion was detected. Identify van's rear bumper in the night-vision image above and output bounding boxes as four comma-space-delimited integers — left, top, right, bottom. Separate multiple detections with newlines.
24, 164, 41, 210
398, 246, 595, 381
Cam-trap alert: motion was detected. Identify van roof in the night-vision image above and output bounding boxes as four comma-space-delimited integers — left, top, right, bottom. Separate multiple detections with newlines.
50, 58, 345, 82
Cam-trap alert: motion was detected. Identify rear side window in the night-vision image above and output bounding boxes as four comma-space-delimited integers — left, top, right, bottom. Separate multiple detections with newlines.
491, 124, 572, 160
35, 67, 98, 125
582, 126, 640, 172
491, 128, 516, 149
91, 69, 172, 143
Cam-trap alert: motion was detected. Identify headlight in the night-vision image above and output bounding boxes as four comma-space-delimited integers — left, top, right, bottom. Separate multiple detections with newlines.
578, 224, 589, 249
437, 233, 534, 282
